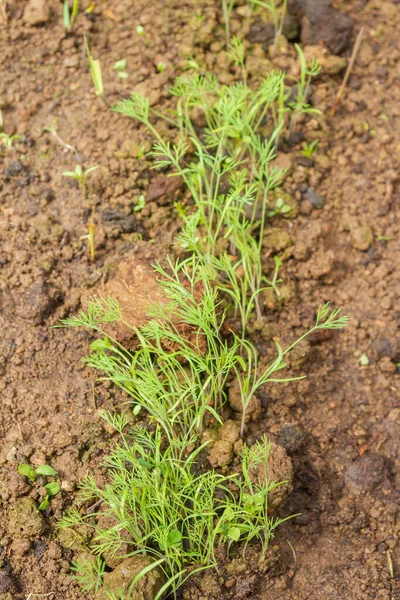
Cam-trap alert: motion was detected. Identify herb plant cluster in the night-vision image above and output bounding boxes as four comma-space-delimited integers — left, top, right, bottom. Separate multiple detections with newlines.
59, 38, 348, 599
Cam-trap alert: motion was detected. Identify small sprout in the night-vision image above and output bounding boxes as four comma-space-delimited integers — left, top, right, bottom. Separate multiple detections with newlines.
84, 36, 105, 104
359, 354, 369, 366
136, 24, 144, 35
39, 497, 50, 511
18, 464, 36, 483
43, 119, 77, 153
133, 194, 146, 212
118, 71, 129, 80
301, 139, 319, 158
0, 132, 21, 150
184, 57, 200, 71
156, 61, 166, 73
62, 164, 99, 197
268, 196, 291, 217
85, 2, 95, 14
36, 464, 57, 476
80, 207, 96, 262
113, 59, 127, 71
63, 0, 79, 31
45, 482, 61, 496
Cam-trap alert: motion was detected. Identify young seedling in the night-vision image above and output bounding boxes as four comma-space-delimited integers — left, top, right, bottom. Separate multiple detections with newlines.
288, 45, 321, 134
0, 132, 21, 150
62, 164, 99, 198
268, 195, 292, 217
133, 194, 146, 212
80, 207, 96, 262
43, 119, 77, 153
113, 59, 129, 79
18, 463, 60, 511
63, 0, 79, 31
221, 0, 235, 49
301, 139, 319, 158
84, 36, 106, 105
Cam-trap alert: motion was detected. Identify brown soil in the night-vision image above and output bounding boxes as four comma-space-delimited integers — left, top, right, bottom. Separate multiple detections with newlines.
1, 0, 399, 599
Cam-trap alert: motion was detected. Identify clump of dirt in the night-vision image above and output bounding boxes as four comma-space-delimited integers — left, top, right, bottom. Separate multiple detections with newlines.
7, 497, 45, 539
97, 555, 165, 600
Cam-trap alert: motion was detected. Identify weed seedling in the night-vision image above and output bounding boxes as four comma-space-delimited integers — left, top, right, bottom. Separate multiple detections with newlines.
62, 164, 99, 198
63, 0, 79, 31
221, 0, 235, 49
289, 45, 321, 134
301, 139, 319, 158
43, 119, 77, 153
18, 463, 60, 510
80, 207, 96, 262
84, 36, 106, 105
0, 132, 21, 150
113, 59, 128, 79
133, 194, 146, 212
268, 195, 292, 217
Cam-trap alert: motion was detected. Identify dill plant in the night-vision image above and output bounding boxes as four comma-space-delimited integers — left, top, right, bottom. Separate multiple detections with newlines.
61, 255, 240, 442
59, 40, 347, 599
60, 416, 291, 599
112, 40, 319, 329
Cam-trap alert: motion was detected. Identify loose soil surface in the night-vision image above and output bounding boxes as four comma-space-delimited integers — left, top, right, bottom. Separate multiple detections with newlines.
1, 0, 400, 598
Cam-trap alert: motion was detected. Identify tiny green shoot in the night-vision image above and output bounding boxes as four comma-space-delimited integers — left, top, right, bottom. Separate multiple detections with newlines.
268, 196, 292, 217
0, 132, 21, 150
84, 36, 106, 104
301, 139, 319, 158
36, 464, 58, 476
43, 119, 77, 153
18, 463, 60, 510
63, 0, 79, 31
18, 464, 36, 482
62, 164, 99, 197
133, 194, 146, 212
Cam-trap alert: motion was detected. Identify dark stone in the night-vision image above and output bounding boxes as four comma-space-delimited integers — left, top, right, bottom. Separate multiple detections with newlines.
344, 453, 387, 495
297, 156, 314, 168
371, 337, 397, 360
348, 76, 362, 90
376, 66, 388, 79
287, 131, 305, 148
288, 0, 354, 54
147, 174, 183, 205
101, 208, 138, 234
0, 570, 16, 594
305, 187, 325, 208
4, 160, 23, 177
16, 279, 60, 324
282, 13, 300, 40
248, 13, 300, 45
277, 423, 306, 453
248, 22, 275, 45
